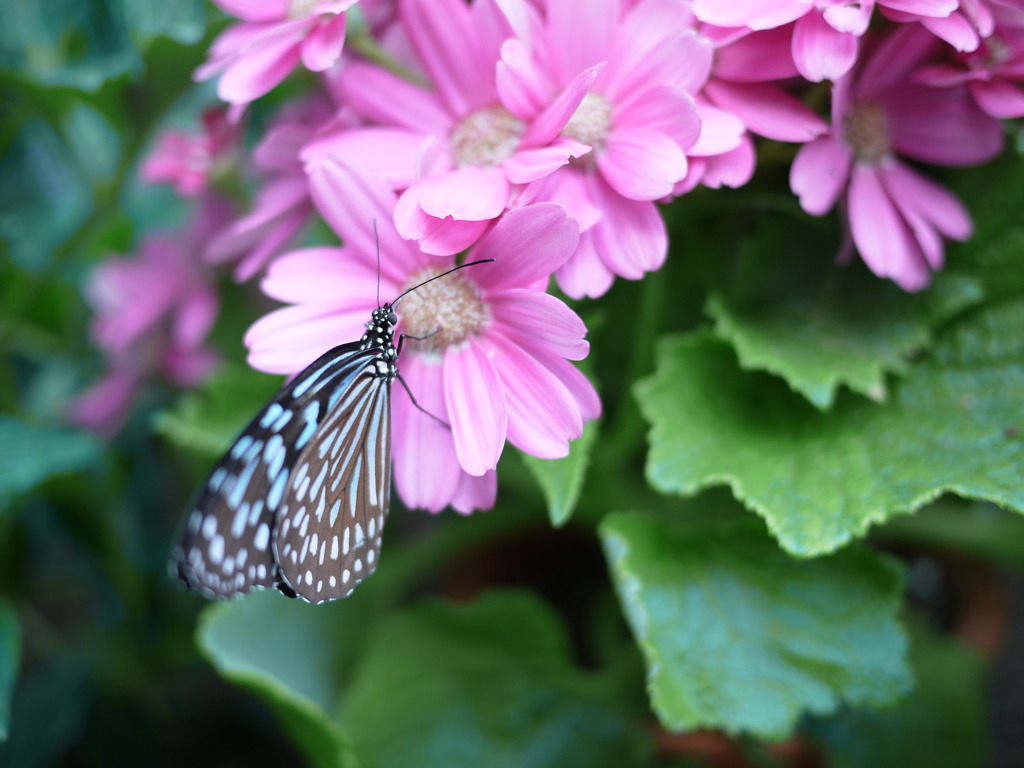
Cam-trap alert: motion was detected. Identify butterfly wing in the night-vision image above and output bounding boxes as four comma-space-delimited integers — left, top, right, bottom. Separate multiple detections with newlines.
273, 366, 392, 604
172, 342, 379, 599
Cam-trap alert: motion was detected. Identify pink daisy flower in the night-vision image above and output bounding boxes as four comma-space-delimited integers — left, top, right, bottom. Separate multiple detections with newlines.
70, 198, 228, 436
207, 97, 333, 281
511, 0, 704, 298
790, 24, 1004, 290
141, 109, 241, 197
321, 0, 595, 257
692, 0, 959, 81
914, 0, 1024, 117
245, 162, 599, 513
195, 0, 357, 109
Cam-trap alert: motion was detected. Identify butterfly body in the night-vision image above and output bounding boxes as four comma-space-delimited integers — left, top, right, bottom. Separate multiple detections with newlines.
172, 304, 398, 604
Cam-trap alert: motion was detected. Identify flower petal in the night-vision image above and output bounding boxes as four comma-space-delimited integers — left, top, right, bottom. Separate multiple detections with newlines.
302, 126, 423, 189
340, 63, 451, 132
415, 166, 510, 221
260, 246, 381, 304
443, 338, 507, 475
216, 26, 304, 104
521, 63, 602, 146
790, 135, 852, 216
597, 130, 688, 200
792, 11, 859, 82
300, 12, 347, 71
702, 80, 826, 142
555, 230, 617, 299
471, 203, 579, 289
489, 288, 590, 361
589, 193, 667, 280
245, 304, 369, 373
449, 470, 497, 514
502, 138, 589, 184
392, 354, 462, 512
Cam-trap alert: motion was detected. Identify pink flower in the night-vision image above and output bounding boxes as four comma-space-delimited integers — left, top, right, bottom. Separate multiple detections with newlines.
195, 0, 357, 109
69, 198, 227, 436
790, 25, 1004, 290
914, 1, 1024, 117
207, 98, 333, 281
320, 0, 594, 257
141, 109, 240, 196
692, 0, 960, 81
245, 162, 599, 513
511, 0, 704, 298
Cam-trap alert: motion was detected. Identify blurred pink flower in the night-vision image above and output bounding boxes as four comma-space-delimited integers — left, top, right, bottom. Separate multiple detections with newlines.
245, 162, 599, 513
195, 0, 357, 109
141, 109, 240, 196
319, 0, 593, 257
512, 0, 704, 298
692, 0, 959, 81
914, 0, 1024, 116
790, 24, 1004, 290
69, 198, 228, 436
207, 98, 335, 281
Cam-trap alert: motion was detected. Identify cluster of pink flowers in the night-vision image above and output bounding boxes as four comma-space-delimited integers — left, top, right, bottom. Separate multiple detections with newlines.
74, 0, 1024, 509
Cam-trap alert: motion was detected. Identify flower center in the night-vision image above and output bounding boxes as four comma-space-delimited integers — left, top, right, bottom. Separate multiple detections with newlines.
288, 0, 321, 19
398, 268, 490, 354
978, 34, 1012, 70
842, 99, 890, 164
450, 106, 524, 168
563, 93, 613, 150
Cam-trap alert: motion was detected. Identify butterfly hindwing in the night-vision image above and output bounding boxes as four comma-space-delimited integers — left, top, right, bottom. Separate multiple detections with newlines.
172, 341, 379, 599
273, 365, 392, 603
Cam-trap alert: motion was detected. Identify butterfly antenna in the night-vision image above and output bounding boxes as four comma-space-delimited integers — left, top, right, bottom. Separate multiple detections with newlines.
392, 258, 495, 306
373, 219, 382, 308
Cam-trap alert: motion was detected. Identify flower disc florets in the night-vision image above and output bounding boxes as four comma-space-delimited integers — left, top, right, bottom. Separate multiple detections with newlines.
562, 93, 613, 165
399, 268, 490, 353
450, 106, 525, 168
842, 100, 890, 164
288, 0, 322, 19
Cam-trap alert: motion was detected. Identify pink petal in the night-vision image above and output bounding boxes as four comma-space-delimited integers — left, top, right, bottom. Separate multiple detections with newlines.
402, 0, 495, 115
443, 338, 507, 475
822, 4, 872, 34
174, 289, 218, 349
880, 161, 972, 241
883, 84, 1004, 166
612, 85, 701, 151
449, 470, 497, 514
308, 160, 425, 280
555, 230, 617, 299
544, 0, 618, 83
519, 168, 601, 230
521, 64, 601, 147
302, 127, 423, 189
300, 12, 347, 71
792, 11, 859, 82
597, 130, 688, 200
216, 28, 303, 104
921, 12, 981, 51
471, 203, 580, 289
589, 193, 667, 280
530, 348, 602, 421
881, 0, 958, 17
260, 246, 381, 304
848, 163, 931, 290
215, 0, 289, 22
394, 186, 491, 256
790, 136, 852, 216
232, 206, 310, 282
489, 289, 590, 360
502, 138, 589, 184
416, 166, 510, 221
483, 332, 582, 459
712, 26, 800, 82
67, 367, 141, 438
703, 80, 826, 142
497, 38, 555, 119
340, 63, 451, 132
245, 304, 369, 374
606, 31, 712, 108
691, 0, 807, 30
392, 354, 461, 512
855, 24, 943, 97
687, 103, 745, 156
971, 78, 1024, 118
698, 138, 756, 189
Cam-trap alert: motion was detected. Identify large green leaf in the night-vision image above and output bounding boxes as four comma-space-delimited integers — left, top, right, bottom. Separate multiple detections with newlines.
341, 590, 647, 768
600, 514, 909, 740
198, 591, 363, 768
521, 420, 599, 527
0, 417, 99, 505
637, 294, 1024, 556
808, 629, 985, 768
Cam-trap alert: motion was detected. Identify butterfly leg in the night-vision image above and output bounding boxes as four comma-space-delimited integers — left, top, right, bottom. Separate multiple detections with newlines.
396, 372, 450, 429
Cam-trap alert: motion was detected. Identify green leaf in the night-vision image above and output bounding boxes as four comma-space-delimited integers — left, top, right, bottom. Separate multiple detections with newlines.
198, 591, 362, 768
0, 417, 99, 504
0, 602, 20, 741
707, 259, 983, 409
342, 590, 647, 768
808, 629, 985, 768
154, 364, 283, 457
637, 297, 1024, 556
599, 515, 910, 740
522, 420, 599, 527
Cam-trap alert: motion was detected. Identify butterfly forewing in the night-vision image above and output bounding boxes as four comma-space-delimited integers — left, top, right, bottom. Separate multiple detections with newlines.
172, 341, 379, 599
273, 365, 392, 603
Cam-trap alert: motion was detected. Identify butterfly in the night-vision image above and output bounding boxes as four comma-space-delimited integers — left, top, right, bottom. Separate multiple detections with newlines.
171, 259, 492, 604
